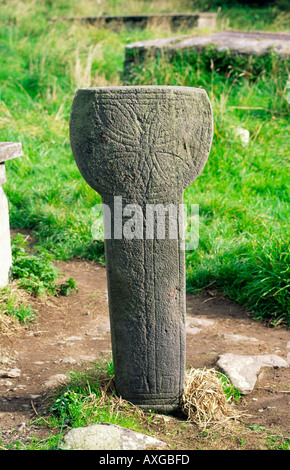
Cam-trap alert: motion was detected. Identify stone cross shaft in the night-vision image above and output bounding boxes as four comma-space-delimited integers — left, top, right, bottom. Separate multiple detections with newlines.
70, 86, 213, 411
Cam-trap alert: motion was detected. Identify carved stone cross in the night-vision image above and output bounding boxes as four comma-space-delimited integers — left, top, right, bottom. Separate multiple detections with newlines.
70, 86, 213, 411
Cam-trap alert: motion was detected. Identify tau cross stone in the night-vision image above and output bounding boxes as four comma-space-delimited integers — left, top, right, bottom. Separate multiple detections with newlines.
70, 86, 213, 411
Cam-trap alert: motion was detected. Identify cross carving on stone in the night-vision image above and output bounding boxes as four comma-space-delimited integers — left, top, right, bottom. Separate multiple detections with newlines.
70, 86, 213, 411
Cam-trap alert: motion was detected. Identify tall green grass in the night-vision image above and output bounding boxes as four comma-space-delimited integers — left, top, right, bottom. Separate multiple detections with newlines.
129, 51, 289, 324
0, 1, 289, 324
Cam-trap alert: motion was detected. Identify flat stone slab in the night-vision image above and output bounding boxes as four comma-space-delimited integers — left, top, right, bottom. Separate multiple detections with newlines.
125, 30, 290, 57
0, 142, 22, 163
217, 353, 289, 394
222, 333, 259, 343
0, 164, 6, 184
186, 316, 214, 335
187, 317, 215, 327
43, 374, 68, 389
50, 12, 217, 31
60, 423, 168, 450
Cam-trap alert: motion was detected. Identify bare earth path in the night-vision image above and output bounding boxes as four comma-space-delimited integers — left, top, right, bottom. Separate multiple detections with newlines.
0, 258, 289, 449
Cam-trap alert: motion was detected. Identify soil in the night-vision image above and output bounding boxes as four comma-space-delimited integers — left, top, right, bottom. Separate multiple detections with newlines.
0, 256, 289, 450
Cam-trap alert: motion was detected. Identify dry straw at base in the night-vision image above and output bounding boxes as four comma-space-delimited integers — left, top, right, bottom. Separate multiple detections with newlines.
181, 367, 241, 429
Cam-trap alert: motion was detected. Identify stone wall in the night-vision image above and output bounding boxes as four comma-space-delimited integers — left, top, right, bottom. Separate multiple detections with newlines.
50, 12, 217, 32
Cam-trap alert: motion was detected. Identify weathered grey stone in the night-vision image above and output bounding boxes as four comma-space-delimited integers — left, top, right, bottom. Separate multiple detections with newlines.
43, 374, 68, 389
186, 317, 214, 335
1, 380, 13, 387
126, 30, 290, 58
222, 333, 259, 343
70, 86, 213, 412
0, 142, 22, 163
51, 12, 217, 32
60, 423, 168, 451
186, 324, 202, 336
187, 317, 214, 327
124, 31, 290, 80
0, 368, 21, 378
217, 353, 288, 394
233, 127, 250, 146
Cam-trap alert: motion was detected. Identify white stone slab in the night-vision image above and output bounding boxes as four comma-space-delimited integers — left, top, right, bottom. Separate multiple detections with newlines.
60, 423, 168, 450
0, 142, 22, 163
0, 186, 12, 288
217, 353, 288, 394
222, 333, 259, 343
126, 31, 290, 58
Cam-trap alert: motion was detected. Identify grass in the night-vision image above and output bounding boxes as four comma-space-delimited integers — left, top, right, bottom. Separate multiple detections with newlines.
0, 284, 36, 331
0, 1, 289, 451
0, 359, 288, 450
0, 234, 78, 329
124, 40, 290, 325
0, 359, 242, 450
46, 363, 240, 432
0, 0, 289, 333
11, 234, 78, 297
46, 359, 149, 433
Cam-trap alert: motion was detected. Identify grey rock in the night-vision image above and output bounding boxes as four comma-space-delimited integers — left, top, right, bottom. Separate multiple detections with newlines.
185, 317, 214, 335
233, 127, 250, 146
186, 325, 202, 336
0, 355, 13, 365
70, 86, 213, 412
59, 357, 77, 364
0, 368, 21, 378
186, 325, 201, 335
0, 142, 22, 163
222, 334, 259, 343
124, 31, 290, 80
126, 30, 290, 58
64, 336, 83, 341
217, 353, 288, 394
60, 423, 168, 450
51, 12, 217, 32
43, 374, 68, 389
187, 317, 214, 327
0, 380, 13, 387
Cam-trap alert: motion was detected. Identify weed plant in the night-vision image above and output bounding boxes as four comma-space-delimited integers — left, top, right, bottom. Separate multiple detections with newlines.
0, 285, 36, 326
47, 359, 146, 433
11, 234, 78, 297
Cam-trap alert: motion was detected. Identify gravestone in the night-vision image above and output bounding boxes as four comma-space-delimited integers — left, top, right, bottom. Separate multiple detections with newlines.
51, 12, 217, 32
124, 31, 290, 81
70, 86, 213, 411
0, 142, 22, 288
